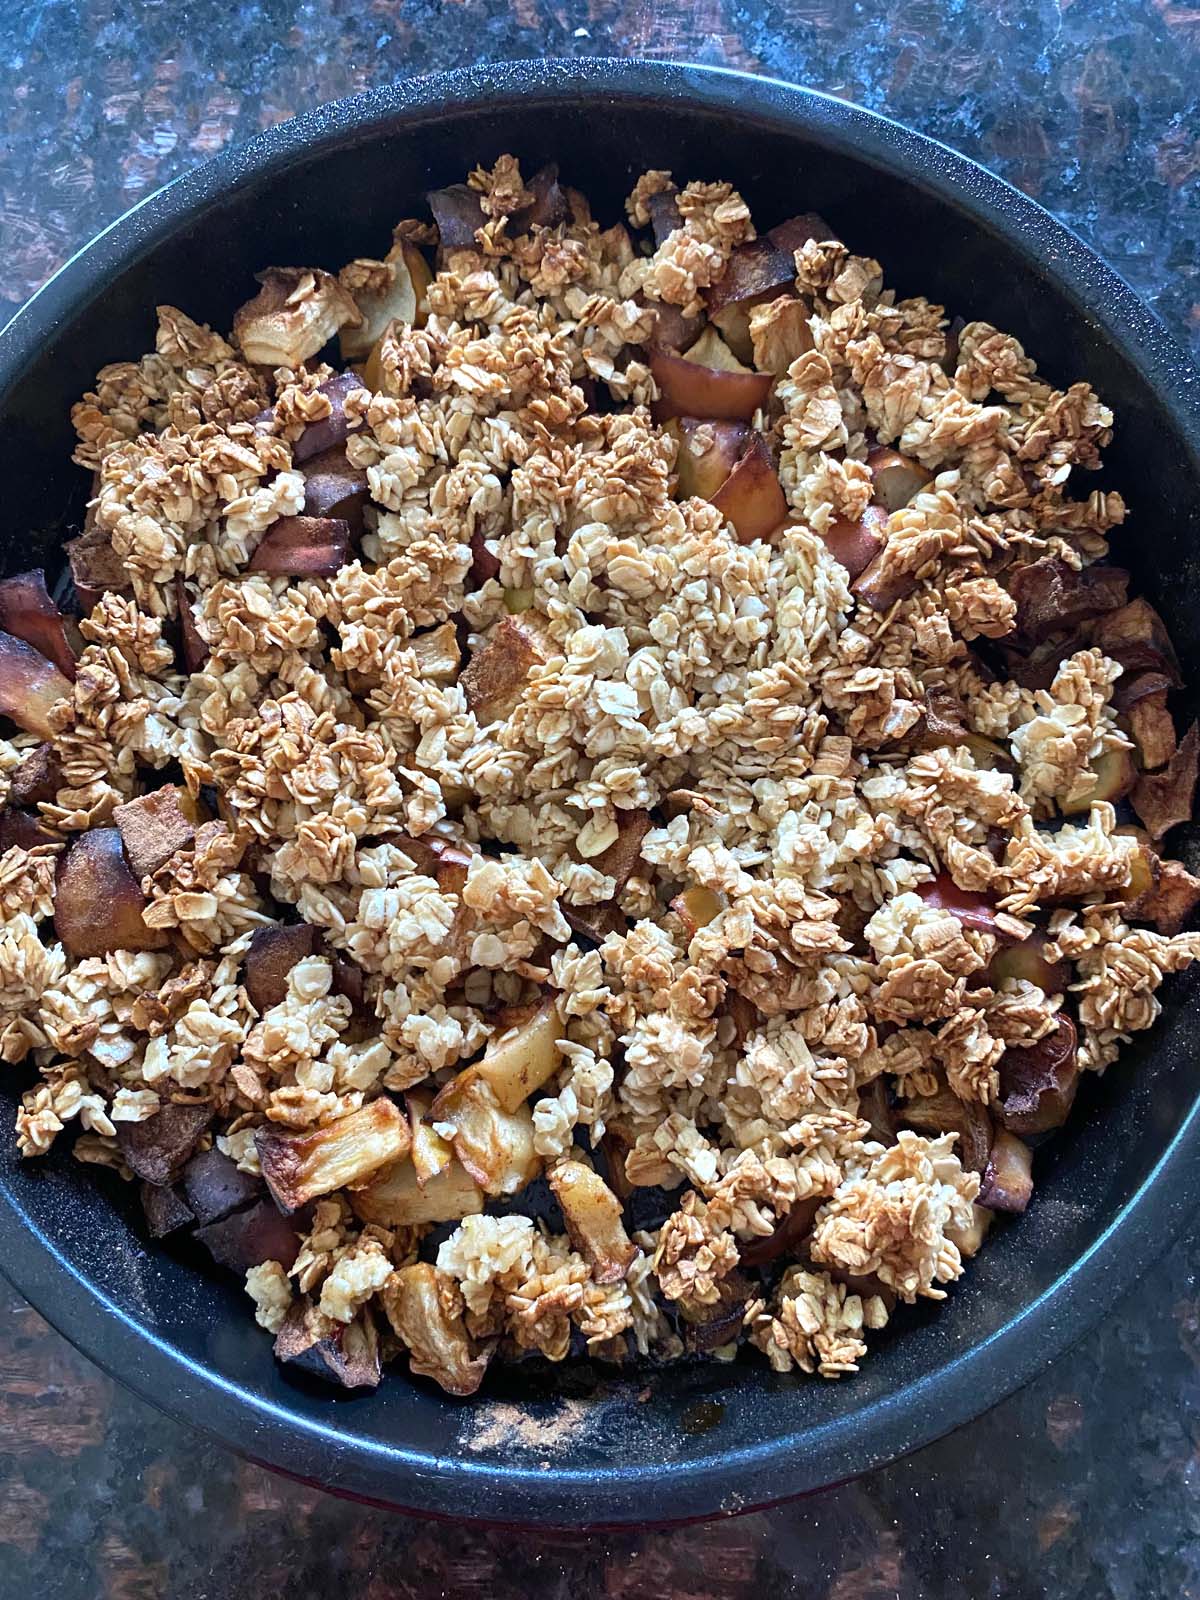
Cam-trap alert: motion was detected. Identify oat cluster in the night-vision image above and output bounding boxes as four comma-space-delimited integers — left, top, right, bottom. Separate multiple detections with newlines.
8, 155, 1199, 1394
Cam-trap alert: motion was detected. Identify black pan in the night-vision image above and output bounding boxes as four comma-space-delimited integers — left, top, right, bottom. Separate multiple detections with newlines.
0, 58, 1197, 1528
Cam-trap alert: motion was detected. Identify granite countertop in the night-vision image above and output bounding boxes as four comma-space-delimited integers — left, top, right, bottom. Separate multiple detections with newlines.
2, 2, 1199, 1596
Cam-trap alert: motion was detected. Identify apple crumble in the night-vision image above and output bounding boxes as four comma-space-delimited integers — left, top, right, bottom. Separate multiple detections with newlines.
6, 155, 1199, 1393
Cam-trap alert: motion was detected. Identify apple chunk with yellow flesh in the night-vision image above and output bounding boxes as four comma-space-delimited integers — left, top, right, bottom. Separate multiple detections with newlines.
650, 343, 772, 423
711, 434, 788, 544
866, 446, 932, 512
667, 417, 749, 501
54, 827, 169, 957
0, 628, 72, 740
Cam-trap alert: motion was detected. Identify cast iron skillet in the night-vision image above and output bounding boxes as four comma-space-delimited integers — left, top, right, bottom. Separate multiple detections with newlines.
0, 58, 1198, 1528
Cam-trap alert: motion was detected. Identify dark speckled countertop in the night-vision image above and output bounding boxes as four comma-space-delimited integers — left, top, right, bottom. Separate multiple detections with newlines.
2, 3, 1200, 1596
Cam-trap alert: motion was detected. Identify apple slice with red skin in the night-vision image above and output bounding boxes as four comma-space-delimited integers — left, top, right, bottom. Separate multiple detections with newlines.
766, 212, 841, 256
0, 629, 72, 740
510, 163, 570, 233
243, 922, 320, 1014
54, 827, 168, 957
820, 504, 888, 582
711, 435, 789, 544
649, 347, 772, 423
645, 190, 682, 246
176, 578, 209, 673
866, 447, 932, 513
248, 516, 351, 577
291, 373, 366, 465
668, 417, 750, 501
916, 873, 1006, 939
301, 443, 369, 530
0, 570, 77, 680
428, 184, 487, 251
997, 1015, 1080, 1136
978, 1129, 1034, 1213
648, 302, 706, 352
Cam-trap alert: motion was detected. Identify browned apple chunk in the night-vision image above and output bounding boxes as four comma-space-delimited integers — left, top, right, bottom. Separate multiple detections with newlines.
647, 300, 706, 352
649, 346, 773, 423
181, 1146, 262, 1225
0, 628, 72, 740
247, 515, 351, 577
382, 1262, 489, 1396
866, 446, 932, 512
428, 1068, 540, 1195
113, 786, 196, 881
990, 933, 1069, 995
351, 1152, 484, 1227
255, 1098, 410, 1213
898, 1084, 992, 1174
645, 189, 682, 245
1009, 557, 1129, 644
998, 1015, 1080, 1136
459, 614, 551, 724
1126, 855, 1200, 935
140, 1180, 195, 1239
852, 544, 927, 611
511, 163, 571, 232
475, 997, 564, 1113
1090, 597, 1181, 683
54, 828, 168, 957
978, 1129, 1034, 1213
116, 1102, 213, 1186
708, 237, 797, 317
427, 183, 487, 251
1133, 722, 1199, 840
1060, 746, 1136, 815
469, 528, 501, 585
737, 1194, 823, 1268
196, 1199, 302, 1274
915, 873, 1001, 938
821, 504, 888, 582
667, 416, 750, 500
0, 808, 55, 851
1124, 682, 1177, 770
8, 743, 62, 807
590, 809, 652, 892
711, 434, 789, 544
548, 1160, 636, 1283
564, 901, 627, 943
409, 621, 461, 685
857, 1077, 896, 1147
176, 578, 209, 673
242, 923, 320, 1014
766, 212, 841, 254
301, 443, 369, 529
292, 372, 368, 463
0, 569, 77, 680
66, 524, 129, 611
274, 1298, 381, 1389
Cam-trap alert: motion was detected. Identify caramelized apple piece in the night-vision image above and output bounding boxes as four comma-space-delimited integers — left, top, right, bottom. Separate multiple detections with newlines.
1009, 558, 1129, 644
1128, 855, 1200, 935
351, 1152, 484, 1227
766, 212, 841, 255
978, 1129, 1034, 1213
248, 515, 351, 577
428, 1068, 540, 1195
645, 189, 682, 246
0, 570, 77, 680
234, 269, 361, 370
899, 1085, 992, 1174
469, 528, 501, 585
427, 183, 487, 251
648, 301, 706, 352
916, 873, 1001, 937
737, 1194, 822, 1267
274, 1299, 381, 1389
0, 808, 54, 852
511, 163, 570, 232
708, 237, 797, 316
55, 828, 167, 956
0, 629, 71, 740
116, 1102, 212, 1186
113, 785, 195, 881
409, 620, 461, 685
405, 1088, 453, 1186
382, 1262, 488, 1396
8, 743, 61, 808
1125, 683, 1177, 770
677, 1269, 753, 1354
181, 1146, 262, 1225
1090, 597, 1181, 683
340, 241, 432, 361
196, 1199, 302, 1275
255, 1098, 410, 1213
649, 347, 773, 423
242, 923, 319, 1014
564, 901, 626, 943
1133, 722, 1199, 840
175, 578, 209, 673
711, 434, 788, 544
292, 372, 367, 464
590, 810, 652, 892
671, 885, 727, 936
667, 416, 750, 501
998, 1015, 1080, 1136
1060, 746, 1136, 815
990, 933, 1068, 995
301, 443, 369, 529
920, 687, 970, 747
857, 1077, 896, 1146
474, 998, 563, 1113
140, 1180, 195, 1239
866, 447, 932, 512
459, 614, 551, 724
66, 524, 129, 611
852, 544, 926, 612
549, 1160, 636, 1284
821, 504, 888, 581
